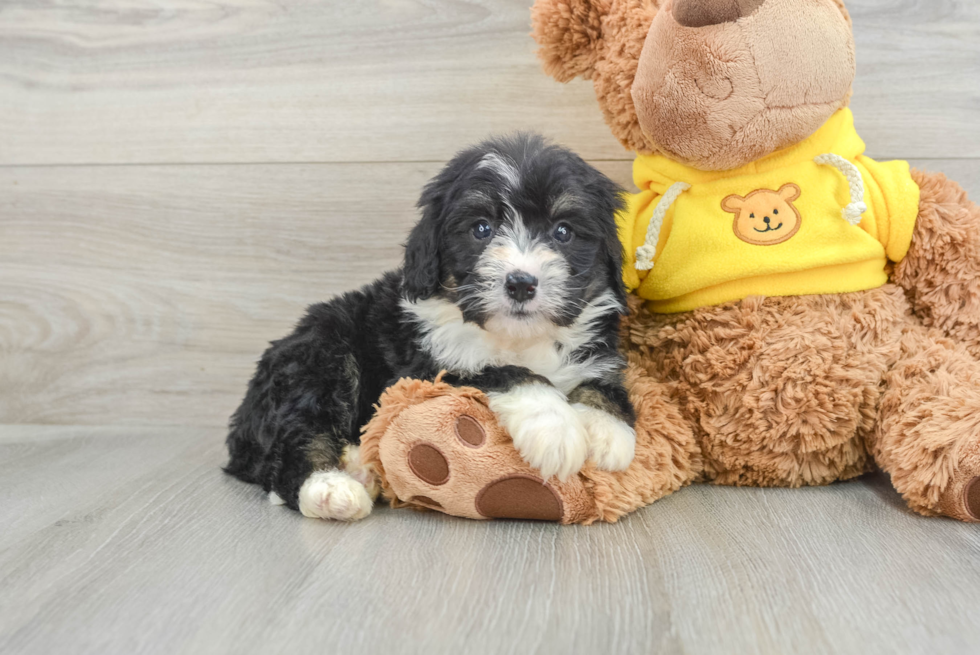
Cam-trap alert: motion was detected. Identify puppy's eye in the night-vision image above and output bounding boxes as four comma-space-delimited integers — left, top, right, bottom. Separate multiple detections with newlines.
553, 223, 573, 244
472, 220, 493, 240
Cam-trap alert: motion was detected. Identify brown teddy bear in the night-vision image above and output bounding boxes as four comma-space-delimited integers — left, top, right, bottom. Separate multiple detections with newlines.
361, 0, 980, 523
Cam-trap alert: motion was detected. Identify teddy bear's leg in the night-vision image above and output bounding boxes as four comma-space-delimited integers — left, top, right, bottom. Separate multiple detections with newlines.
873, 323, 980, 522
360, 373, 701, 524
892, 170, 980, 359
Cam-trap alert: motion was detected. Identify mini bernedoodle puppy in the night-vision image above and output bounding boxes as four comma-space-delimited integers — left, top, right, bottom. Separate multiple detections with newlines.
225, 134, 637, 521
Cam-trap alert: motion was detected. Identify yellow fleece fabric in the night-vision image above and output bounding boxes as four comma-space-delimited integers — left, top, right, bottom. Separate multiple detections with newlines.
618, 109, 920, 313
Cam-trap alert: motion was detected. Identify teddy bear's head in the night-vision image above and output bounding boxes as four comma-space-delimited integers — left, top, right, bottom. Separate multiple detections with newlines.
532, 0, 855, 171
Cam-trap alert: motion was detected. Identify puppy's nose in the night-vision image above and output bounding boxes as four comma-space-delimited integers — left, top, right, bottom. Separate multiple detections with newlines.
505, 271, 538, 302
672, 0, 766, 27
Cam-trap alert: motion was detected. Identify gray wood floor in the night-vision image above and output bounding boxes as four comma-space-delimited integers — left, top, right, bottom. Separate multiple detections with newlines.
1, 1, 979, 653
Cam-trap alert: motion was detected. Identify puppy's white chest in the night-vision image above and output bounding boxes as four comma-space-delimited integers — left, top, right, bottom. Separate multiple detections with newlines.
481, 334, 565, 380
403, 297, 613, 394
429, 319, 569, 385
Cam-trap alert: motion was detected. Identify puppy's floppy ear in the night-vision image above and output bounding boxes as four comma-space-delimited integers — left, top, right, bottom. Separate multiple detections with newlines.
585, 171, 629, 311
604, 204, 629, 312
404, 146, 486, 301
402, 181, 445, 302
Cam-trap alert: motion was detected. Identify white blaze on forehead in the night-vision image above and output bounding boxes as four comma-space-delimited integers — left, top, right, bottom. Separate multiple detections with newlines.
477, 153, 521, 190
488, 220, 539, 271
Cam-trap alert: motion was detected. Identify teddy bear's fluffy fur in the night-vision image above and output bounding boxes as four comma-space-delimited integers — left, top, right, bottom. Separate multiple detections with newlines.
531, 0, 980, 521
362, 0, 980, 523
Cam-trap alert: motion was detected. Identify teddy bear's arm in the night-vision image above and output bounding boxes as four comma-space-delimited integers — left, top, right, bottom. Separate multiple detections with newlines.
891, 170, 980, 359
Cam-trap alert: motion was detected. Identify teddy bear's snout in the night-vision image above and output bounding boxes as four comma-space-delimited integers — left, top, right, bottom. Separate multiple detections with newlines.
672, 0, 767, 28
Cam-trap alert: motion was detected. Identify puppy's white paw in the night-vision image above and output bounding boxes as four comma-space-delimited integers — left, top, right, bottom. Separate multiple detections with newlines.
489, 383, 588, 481
298, 470, 373, 521
574, 404, 636, 472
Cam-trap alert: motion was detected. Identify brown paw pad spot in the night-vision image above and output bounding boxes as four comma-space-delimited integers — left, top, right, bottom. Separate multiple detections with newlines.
455, 414, 486, 448
475, 475, 563, 522
407, 443, 449, 486
410, 495, 444, 510
965, 477, 980, 521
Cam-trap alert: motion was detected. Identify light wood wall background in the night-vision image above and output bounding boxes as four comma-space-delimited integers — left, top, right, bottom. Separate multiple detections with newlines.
2, 0, 979, 430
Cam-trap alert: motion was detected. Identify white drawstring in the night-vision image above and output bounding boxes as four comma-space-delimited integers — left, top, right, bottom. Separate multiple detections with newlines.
635, 182, 690, 271
815, 153, 867, 225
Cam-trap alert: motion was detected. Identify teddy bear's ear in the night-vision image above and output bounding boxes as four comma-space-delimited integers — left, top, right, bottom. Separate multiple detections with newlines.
531, 0, 615, 82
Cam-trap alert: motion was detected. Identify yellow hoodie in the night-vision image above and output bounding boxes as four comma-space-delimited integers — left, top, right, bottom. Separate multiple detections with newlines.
618, 109, 920, 314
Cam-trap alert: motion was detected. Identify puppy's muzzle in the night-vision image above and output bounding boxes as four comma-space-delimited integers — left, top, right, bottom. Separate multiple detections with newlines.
505, 271, 537, 303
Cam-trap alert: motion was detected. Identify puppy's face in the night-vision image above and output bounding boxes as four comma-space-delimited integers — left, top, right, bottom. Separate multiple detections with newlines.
403, 135, 626, 336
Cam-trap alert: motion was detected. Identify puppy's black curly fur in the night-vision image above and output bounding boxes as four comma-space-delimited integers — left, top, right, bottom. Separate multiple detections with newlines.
225, 134, 634, 511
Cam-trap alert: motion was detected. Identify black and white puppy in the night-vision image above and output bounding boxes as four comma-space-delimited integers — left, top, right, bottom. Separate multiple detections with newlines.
225, 134, 636, 521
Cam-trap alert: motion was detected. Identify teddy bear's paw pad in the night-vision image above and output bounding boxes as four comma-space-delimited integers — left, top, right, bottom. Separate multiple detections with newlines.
965, 477, 980, 521
475, 475, 563, 521
407, 443, 450, 486
455, 415, 486, 448
298, 470, 373, 521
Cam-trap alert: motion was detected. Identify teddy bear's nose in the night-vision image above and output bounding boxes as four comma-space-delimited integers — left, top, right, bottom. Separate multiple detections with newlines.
672, 0, 767, 27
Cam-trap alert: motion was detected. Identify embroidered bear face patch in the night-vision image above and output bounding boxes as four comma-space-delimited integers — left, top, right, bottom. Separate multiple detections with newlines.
722, 183, 802, 246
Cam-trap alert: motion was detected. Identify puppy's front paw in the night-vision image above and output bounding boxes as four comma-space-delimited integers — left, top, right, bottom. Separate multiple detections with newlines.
488, 383, 588, 481
574, 404, 636, 472
298, 470, 373, 521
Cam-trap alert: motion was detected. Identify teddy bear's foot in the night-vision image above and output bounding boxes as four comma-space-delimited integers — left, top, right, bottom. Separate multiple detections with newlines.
360, 379, 599, 523
963, 478, 980, 522
376, 393, 597, 523
938, 475, 980, 524
937, 444, 980, 523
